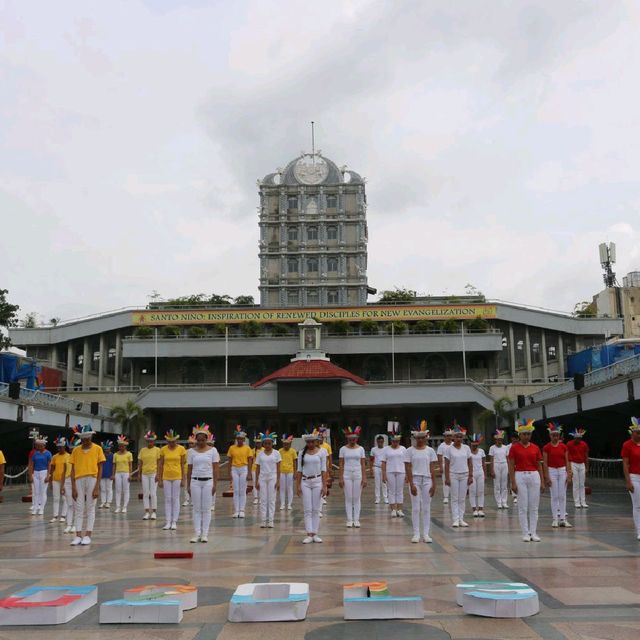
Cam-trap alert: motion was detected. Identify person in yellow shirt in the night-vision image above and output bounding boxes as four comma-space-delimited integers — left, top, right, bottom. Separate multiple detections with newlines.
227, 427, 253, 518
156, 429, 187, 531
134, 431, 161, 520
251, 434, 263, 504
0, 449, 6, 496
70, 425, 105, 546
183, 435, 196, 507
279, 434, 298, 511
50, 436, 72, 524
113, 435, 133, 514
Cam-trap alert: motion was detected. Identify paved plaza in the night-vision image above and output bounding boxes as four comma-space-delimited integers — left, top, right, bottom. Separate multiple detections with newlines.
0, 478, 638, 639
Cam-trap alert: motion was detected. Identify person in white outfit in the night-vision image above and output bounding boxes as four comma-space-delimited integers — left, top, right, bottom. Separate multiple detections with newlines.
437, 431, 453, 504
279, 434, 297, 510
370, 435, 388, 504
156, 429, 187, 531
444, 425, 473, 527
339, 427, 367, 528
469, 434, 486, 517
488, 429, 509, 508
251, 434, 263, 505
508, 419, 545, 542
296, 432, 328, 543
567, 428, 589, 508
28, 435, 52, 516
255, 431, 281, 528
381, 431, 406, 517
134, 431, 161, 520
543, 423, 572, 528
227, 428, 253, 518
405, 421, 438, 543
187, 424, 219, 543
622, 417, 640, 541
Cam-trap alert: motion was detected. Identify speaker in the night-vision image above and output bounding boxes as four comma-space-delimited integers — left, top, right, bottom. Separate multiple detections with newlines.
90, 402, 99, 415
517, 394, 525, 408
8, 382, 20, 399
574, 374, 585, 391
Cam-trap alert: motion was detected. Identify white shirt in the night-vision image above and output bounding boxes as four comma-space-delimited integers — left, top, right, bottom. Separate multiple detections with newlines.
381, 445, 406, 474
187, 447, 220, 478
489, 444, 509, 464
470, 449, 485, 474
444, 444, 472, 474
300, 448, 327, 477
339, 445, 365, 473
256, 449, 282, 476
370, 446, 386, 468
404, 446, 438, 477
437, 441, 452, 457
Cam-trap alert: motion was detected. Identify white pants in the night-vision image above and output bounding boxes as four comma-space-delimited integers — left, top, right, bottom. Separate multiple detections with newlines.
280, 472, 294, 508
515, 471, 541, 536
191, 478, 213, 536
163, 479, 181, 525
373, 466, 388, 501
259, 475, 277, 523
387, 472, 405, 505
410, 475, 433, 536
548, 466, 567, 520
630, 473, 640, 535
343, 469, 362, 522
469, 472, 485, 508
32, 469, 48, 512
114, 472, 130, 509
302, 476, 322, 534
75, 475, 97, 532
183, 482, 191, 504
571, 462, 587, 506
100, 478, 113, 504
450, 472, 469, 522
493, 462, 509, 506
441, 467, 450, 499
52, 479, 68, 517
142, 473, 158, 510
232, 466, 248, 513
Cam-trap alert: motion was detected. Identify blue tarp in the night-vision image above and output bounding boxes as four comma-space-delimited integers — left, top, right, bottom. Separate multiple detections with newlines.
567, 344, 640, 377
0, 353, 41, 389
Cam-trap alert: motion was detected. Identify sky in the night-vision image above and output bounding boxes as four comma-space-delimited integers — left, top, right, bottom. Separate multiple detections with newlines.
2, 0, 640, 323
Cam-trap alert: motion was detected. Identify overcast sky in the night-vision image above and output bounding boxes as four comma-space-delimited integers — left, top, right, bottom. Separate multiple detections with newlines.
2, 0, 640, 322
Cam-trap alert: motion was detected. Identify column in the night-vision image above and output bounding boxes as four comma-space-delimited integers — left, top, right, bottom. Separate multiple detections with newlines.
66, 343, 74, 391
50, 344, 58, 368
82, 338, 90, 390
524, 326, 532, 382
508, 324, 516, 381
97, 333, 106, 389
114, 331, 122, 390
541, 332, 549, 382
557, 333, 565, 379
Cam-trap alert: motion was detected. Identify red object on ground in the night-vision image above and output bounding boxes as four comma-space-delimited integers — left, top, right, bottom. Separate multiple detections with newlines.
154, 551, 193, 559
222, 486, 254, 498
585, 486, 592, 495
21, 495, 32, 503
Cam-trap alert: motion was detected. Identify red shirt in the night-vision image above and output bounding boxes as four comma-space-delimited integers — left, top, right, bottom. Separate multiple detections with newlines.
508, 442, 542, 471
566, 439, 589, 464
621, 439, 640, 475
543, 442, 568, 468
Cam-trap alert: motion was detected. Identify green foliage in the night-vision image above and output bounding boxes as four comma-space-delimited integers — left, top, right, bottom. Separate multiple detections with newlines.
573, 300, 596, 317
360, 319, 378, 335
233, 295, 255, 306
241, 320, 261, 337
327, 320, 351, 335
271, 323, 289, 336
478, 396, 513, 430
110, 400, 147, 437
187, 326, 207, 338
0, 289, 19, 350
441, 319, 459, 333
213, 323, 227, 336
148, 292, 255, 309
387, 321, 408, 334
466, 316, 489, 332
161, 325, 182, 337
378, 287, 416, 303
21, 312, 38, 328
134, 326, 154, 338
414, 319, 436, 333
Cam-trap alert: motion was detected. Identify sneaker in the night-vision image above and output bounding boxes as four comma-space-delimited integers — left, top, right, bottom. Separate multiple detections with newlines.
239, 511, 245, 519
319, 512, 323, 518
150, 512, 157, 520
80, 536, 91, 545
459, 520, 469, 527
443, 498, 449, 505
531, 534, 541, 542
37, 509, 44, 515
105, 503, 111, 509
280, 505, 285, 510
287, 505, 292, 511
63, 525, 72, 533
513, 497, 518, 503
346, 521, 353, 528
70, 536, 82, 546
472, 510, 479, 518
182, 500, 190, 506
397, 510, 405, 517
162, 523, 171, 530
50, 517, 58, 523
200, 536, 208, 543
312, 535, 323, 543
253, 498, 259, 504
170, 522, 177, 530
268, 522, 274, 528
70, 526, 76, 534
411, 535, 420, 543
637, 534, 640, 541
478, 510, 485, 517
582, 503, 589, 509
561, 520, 573, 528
354, 521, 361, 528
423, 535, 433, 543
522, 534, 532, 542
375, 499, 380, 504
98, 503, 104, 509
452, 520, 460, 527
302, 536, 314, 544
232, 512, 239, 518
114, 508, 121, 514
322, 497, 327, 505
575, 504, 582, 509
143, 513, 150, 520
260, 522, 267, 528
391, 510, 397, 518
552, 519, 559, 528
211, 505, 215, 511
384, 499, 389, 504
190, 536, 201, 543
122, 508, 127, 514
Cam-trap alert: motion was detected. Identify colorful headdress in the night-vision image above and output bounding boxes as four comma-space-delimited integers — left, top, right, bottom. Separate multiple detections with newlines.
34, 433, 47, 445
72, 424, 95, 438
144, 430, 157, 441
101, 440, 113, 450
442, 425, 454, 436
494, 429, 506, 439
515, 418, 535, 434
53, 435, 67, 448
344, 426, 362, 438
629, 417, 640, 434
164, 429, 180, 441
469, 433, 483, 444
451, 423, 467, 435
547, 422, 563, 435
302, 431, 321, 441
411, 420, 429, 438
192, 423, 213, 441
569, 427, 586, 438
117, 435, 129, 446
234, 425, 247, 439
253, 433, 263, 443
281, 433, 294, 443
69, 436, 81, 449
261, 430, 277, 443
187, 434, 196, 444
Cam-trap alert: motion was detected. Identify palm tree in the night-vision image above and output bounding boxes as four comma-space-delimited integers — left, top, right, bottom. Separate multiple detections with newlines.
111, 400, 147, 440
478, 396, 512, 432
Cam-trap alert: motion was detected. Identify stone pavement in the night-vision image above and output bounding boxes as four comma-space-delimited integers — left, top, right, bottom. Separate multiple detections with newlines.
0, 478, 638, 639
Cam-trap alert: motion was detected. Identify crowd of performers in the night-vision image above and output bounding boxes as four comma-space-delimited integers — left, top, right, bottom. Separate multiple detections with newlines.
1, 417, 640, 545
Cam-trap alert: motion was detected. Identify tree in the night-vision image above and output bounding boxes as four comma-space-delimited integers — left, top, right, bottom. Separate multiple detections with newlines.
327, 320, 351, 335
414, 319, 436, 333
241, 320, 261, 337
466, 316, 489, 332
360, 319, 378, 335
464, 283, 485, 299
49, 317, 61, 326
161, 325, 182, 337
478, 396, 513, 431
111, 400, 147, 440
573, 300, 596, 318
21, 312, 38, 328
234, 295, 255, 306
386, 321, 408, 334
0, 289, 19, 350
378, 287, 416, 303
134, 326, 153, 338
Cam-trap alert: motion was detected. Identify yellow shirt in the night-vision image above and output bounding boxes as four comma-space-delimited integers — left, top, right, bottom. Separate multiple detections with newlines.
227, 444, 252, 468
159, 445, 186, 480
114, 451, 133, 474
138, 446, 161, 475
320, 441, 332, 456
70, 443, 106, 479
0, 450, 5, 465
251, 447, 262, 471
51, 452, 71, 481
279, 447, 298, 474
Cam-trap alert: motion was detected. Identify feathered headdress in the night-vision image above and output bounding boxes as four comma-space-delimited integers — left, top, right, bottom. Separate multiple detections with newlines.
234, 425, 247, 439
144, 430, 157, 441
451, 423, 467, 435
53, 435, 67, 448
192, 423, 213, 441
343, 426, 362, 438
33, 433, 48, 445
69, 436, 81, 449
164, 428, 180, 441
469, 433, 483, 444
261, 430, 277, 443
494, 429, 506, 439
569, 427, 586, 438
72, 424, 95, 438
281, 433, 294, 443
253, 433, 263, 443
515, 418, 536, 434
547, 422, 563, 435
117, 434, 129, 446
302, 431, 321, 441
411, 419, 429, 437
187, 434, 196, 444
629, 417, 640, 434
442, 424, 454, 436
101, 440, 114, 450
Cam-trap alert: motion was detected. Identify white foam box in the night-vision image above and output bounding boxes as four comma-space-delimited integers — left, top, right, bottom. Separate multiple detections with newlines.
124, 584, 198, 610
228, 583, 309, 622
344, 596, 424, 620
462, 589, 539, 618
455, 581, 530, 606
0, 586, 97, 625
100, 599, 182, 624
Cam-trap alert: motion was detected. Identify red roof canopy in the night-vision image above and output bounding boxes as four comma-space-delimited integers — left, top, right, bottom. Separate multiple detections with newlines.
252, 359, 367, 388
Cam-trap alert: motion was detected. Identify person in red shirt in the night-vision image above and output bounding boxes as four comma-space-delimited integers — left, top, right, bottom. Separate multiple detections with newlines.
621, 417, 640, 541
567, 428, 589, 508
508, 419, 545, 542
543, 423, 572, 529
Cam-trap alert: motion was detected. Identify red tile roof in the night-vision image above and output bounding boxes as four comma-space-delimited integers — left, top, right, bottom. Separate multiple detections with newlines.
252, 359, 367, 388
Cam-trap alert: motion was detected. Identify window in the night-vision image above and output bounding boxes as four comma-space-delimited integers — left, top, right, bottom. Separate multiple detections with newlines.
326, 194, 338, 208
287, 227, 298, 241
530, 330, 541, 365
307, 289, 319, 304
287, 196, 298, 209
307, 257, 319, 272
548, 345, 557, 359
327, 290, 338, 304
327, 225, 338, 240
307, 226, 318, 241
327, 257, 339, 272
288, 290, 299, 305
287, 258, 299, 273
75, 354, 84, 368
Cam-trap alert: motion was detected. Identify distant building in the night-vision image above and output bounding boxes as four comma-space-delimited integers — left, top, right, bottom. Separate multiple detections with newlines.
594, 270, 640, 338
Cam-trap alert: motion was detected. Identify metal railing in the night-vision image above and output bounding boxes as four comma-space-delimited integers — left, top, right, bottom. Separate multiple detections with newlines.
584, 353, 640, 387
528, 380, 576, 403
